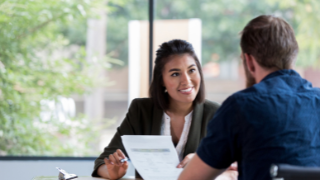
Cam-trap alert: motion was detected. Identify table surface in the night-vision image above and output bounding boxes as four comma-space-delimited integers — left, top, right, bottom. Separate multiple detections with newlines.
33, 176, 142, 180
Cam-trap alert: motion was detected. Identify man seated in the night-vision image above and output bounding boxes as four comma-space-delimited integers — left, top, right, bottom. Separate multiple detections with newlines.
178, 15, 320, 180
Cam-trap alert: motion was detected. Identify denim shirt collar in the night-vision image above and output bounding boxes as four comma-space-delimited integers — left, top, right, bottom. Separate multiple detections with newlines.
261, 69, 300, 82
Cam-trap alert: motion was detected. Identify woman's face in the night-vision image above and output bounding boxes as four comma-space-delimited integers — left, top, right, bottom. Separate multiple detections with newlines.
162, 54, 201, 106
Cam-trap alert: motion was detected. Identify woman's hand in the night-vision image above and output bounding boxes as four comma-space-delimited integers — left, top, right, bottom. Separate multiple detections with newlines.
97, 149, 129, 180
176, 153, 195, 168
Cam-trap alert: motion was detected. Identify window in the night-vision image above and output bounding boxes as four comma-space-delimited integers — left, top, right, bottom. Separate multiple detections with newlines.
1, 0, 320, 157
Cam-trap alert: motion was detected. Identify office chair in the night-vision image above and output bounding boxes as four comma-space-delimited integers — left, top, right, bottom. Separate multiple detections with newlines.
270, 164, 320, 180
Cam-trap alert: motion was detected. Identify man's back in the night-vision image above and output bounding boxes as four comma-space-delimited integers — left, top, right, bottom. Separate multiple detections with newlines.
197, 69, 320, 180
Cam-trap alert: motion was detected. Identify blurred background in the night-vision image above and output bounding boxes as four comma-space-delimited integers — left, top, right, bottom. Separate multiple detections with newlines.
1, 0, 320, 159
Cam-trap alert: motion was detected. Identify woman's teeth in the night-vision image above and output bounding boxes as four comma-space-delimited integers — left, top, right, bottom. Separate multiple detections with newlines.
180, 88, 192, 92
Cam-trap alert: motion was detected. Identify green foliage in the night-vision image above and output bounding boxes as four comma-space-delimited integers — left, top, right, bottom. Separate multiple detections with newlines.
104, 0, 147, 67
102, 0, 320, 67
0, 0, 108, 156
3, 0, 320, 156
153, 0, 280, 64
267, 0, 320, 67
59, 0, 131, 68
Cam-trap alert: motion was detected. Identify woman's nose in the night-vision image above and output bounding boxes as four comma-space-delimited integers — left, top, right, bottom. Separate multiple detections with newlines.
181, 72, 191, 84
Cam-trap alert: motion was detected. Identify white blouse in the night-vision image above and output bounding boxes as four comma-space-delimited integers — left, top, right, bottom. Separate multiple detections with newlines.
160, 111, 193, 161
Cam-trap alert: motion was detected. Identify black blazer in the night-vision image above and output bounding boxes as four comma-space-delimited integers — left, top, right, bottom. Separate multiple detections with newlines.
92, 98, 220, 177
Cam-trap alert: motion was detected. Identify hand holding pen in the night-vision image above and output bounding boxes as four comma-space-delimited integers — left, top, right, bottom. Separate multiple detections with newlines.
101, 149, 129, 180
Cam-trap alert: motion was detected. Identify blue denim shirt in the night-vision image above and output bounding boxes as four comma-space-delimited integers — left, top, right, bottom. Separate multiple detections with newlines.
197, 69, 320, 180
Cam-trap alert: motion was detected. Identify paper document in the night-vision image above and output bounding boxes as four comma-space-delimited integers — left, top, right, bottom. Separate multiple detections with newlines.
121, 135, 183, 180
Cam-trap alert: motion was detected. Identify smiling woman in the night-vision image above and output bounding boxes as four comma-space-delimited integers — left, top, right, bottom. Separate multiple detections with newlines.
92, 39, 223, 179
162, 54, 202, 147
150, 39, 205, 111
162, 54, 201, 107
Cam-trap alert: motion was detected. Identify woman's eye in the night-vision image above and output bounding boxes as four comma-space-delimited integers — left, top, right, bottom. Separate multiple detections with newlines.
189, 69, 196, 73
171, 73, 179, 77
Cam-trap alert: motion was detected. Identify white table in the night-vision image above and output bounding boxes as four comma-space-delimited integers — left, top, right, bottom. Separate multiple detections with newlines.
32, 176, 142, 180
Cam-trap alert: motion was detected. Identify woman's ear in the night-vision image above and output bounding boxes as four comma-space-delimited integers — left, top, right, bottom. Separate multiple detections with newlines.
162, 83, 167, 93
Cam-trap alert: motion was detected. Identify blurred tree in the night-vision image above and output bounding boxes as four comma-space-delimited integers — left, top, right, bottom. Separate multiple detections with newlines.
102, 0, 147, 67
267, 0, 320, 67
0, 0, 111, 156
154, 0, 280, 64
101, 0, 320, 68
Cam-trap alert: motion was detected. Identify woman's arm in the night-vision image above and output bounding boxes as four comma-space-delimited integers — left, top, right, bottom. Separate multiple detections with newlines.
92, 99, 144, 177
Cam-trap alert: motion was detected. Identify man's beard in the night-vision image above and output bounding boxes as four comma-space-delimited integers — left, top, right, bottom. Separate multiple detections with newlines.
243, 58, 256, 88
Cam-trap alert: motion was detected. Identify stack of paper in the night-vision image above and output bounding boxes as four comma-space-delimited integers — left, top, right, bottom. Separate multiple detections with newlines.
121, 135, 183, 180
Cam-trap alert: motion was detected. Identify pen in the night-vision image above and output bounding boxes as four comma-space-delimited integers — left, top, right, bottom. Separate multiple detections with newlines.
120, 157, 129, 163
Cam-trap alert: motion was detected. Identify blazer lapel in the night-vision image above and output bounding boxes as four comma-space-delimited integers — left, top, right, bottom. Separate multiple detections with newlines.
184, 102, 204, 156
150, 103, 163, 135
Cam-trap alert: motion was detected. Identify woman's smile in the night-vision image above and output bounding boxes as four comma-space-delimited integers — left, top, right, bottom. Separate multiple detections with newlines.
179, 87, 194, 94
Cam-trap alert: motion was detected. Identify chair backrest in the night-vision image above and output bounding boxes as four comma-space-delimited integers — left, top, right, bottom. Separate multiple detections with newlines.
270, 164, 320, 180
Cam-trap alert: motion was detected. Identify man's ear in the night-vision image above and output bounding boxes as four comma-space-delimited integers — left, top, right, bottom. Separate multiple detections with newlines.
244, 53, 256, 74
